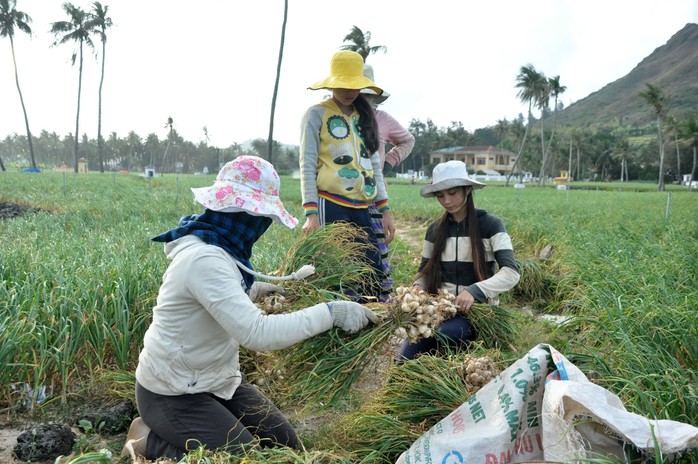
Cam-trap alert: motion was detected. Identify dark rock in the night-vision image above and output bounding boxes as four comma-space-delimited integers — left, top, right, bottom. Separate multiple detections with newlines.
0, 201, 44, 220
13, 423, 75, 462
78, 400, 137, 435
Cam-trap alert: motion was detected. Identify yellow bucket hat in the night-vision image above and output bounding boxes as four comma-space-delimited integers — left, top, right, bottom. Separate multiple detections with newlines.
309, 51, 384, 94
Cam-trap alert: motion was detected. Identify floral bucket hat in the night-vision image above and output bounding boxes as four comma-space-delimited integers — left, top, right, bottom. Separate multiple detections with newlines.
191, 156, 298, 229
309, 51, 384, 94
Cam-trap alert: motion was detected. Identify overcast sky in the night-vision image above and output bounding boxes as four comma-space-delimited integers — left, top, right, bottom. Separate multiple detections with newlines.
1, 0, 696, 149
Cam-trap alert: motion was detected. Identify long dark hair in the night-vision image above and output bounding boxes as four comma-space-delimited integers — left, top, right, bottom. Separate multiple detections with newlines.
417, 187, 488, 294
354, 94, 380, 154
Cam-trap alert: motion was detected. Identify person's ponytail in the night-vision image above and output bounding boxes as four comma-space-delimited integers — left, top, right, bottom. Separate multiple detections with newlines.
466, 188, 488, 281
354, 95, 380, 154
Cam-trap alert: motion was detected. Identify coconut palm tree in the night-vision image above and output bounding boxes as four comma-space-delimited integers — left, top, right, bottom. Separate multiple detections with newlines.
527, 70, 550, 186
663, 115, 682, 182
267, 0, 287, 165
0, 0, 36, 170
505, 64, 545, 186
162, 116, 174, 173
340, 25, 386, 62
638, 83, 668, 191
90, 1, 112, 174
612, 138, 633, 182
540, 75, 566, 185
494, 118, 509, 142
51, 3, 97, 173
570, 128, 588, 181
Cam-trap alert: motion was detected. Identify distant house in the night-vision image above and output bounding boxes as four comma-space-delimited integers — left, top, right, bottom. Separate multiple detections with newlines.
428, 146, 516, 174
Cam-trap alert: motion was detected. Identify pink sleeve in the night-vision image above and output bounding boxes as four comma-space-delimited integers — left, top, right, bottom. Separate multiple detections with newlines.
377, 110, 415, 168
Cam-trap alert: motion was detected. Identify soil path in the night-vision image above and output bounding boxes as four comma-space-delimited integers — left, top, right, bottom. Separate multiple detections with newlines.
0, 426, 22, 464
394, 216, 429, 251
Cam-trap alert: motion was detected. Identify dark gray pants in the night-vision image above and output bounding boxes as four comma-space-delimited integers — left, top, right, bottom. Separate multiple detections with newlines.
136, 381, 300, 460
398, 314, 475, 360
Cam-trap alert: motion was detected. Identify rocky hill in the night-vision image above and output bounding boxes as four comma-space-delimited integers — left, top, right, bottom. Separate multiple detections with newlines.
555, 23, 698, 129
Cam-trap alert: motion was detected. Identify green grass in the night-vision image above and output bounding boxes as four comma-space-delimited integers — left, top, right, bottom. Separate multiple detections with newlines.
2, 170, 697, 463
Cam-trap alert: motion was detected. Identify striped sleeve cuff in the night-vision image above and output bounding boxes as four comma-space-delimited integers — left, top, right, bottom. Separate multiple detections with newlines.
465, 284, 487, 303
375, 199, 390, 212
303, 202, 318, 216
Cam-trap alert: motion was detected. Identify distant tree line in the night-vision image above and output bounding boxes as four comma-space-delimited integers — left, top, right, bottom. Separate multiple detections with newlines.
0, 129, 301, 175
1, 112, 696, 187
2, 4, 696, 187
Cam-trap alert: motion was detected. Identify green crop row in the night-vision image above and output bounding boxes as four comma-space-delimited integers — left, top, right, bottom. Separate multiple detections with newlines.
1, 170, 696, 462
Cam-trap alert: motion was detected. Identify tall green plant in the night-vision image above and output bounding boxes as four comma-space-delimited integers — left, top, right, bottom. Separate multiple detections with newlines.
50, 3, 98, 173
506, 64, 544, 185
90, 1, 112, 174
639, 83, 668, 191
0, 0, 36, 169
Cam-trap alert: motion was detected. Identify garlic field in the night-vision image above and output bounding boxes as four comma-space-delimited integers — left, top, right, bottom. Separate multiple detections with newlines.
0, 171, 696, 463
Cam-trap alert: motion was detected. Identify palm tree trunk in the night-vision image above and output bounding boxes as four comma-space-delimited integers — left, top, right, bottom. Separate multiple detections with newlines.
690, 146, 696, 192
576, 145, 581, 181
541, 104, 560, 186
73, 42, 84, 173
537, 119, 546, 186
657, 116, 665, 191
10, 36, 36, 169
674, 133, 680, 182
162, 132, 172, 173
505, 106, 532, 186
267, 0, 288, 165
504, 134, 526, 186
97, 39, 106, 173
567, 138, 572, 184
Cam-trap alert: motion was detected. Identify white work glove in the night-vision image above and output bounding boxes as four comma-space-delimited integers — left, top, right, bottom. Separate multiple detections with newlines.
326, 301, 379, 334
248, 282, 285, 302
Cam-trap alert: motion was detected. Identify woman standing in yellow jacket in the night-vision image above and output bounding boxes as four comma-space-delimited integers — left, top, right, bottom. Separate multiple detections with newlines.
299, 51, 395, 301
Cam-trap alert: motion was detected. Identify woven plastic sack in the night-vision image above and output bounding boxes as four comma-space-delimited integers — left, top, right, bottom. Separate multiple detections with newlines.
396, 344, 698, 463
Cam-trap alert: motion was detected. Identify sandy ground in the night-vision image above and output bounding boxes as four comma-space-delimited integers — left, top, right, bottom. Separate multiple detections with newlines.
0, 425, 32, 464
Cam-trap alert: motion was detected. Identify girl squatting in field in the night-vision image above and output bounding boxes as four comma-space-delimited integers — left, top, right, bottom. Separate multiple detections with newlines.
398, 160, 520, 360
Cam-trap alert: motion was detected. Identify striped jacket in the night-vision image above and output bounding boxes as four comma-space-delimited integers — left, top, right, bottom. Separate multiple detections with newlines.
414, 210, 520, 304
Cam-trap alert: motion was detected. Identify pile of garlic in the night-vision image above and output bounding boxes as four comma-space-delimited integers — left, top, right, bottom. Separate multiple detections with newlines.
254, 367, 285, 386
257, 294, 287, 314
241, 351, 286, 387
391, 286, 458, 343
457, 355, 499, 392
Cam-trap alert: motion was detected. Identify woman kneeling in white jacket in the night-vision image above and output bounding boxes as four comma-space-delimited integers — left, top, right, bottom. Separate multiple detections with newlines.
122, 156, 377, 461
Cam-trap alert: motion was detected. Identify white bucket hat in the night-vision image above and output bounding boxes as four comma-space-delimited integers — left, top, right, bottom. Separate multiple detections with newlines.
420, 160, 486, 198
360, 64, 390, 104
191, 156, 298, 229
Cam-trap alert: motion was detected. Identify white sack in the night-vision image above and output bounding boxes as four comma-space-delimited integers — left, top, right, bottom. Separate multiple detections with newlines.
396, 344, 698, 464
